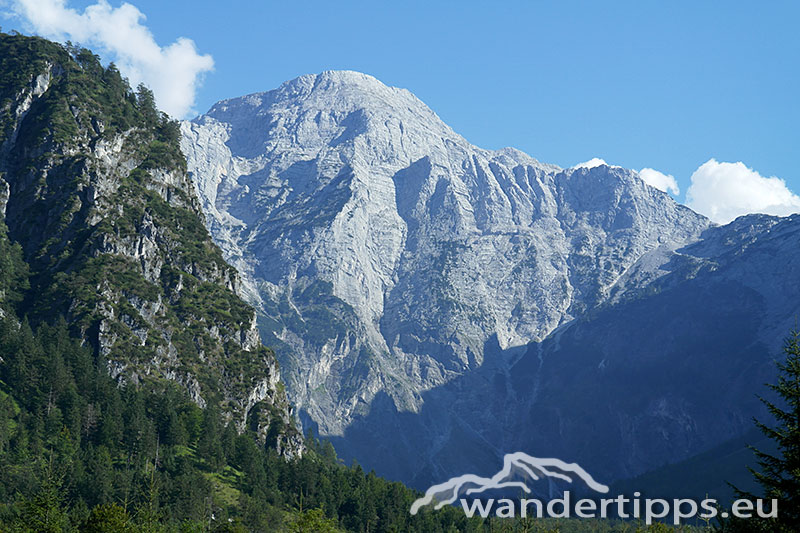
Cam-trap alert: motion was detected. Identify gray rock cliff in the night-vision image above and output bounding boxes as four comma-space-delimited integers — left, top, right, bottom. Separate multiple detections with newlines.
183, 71, 797, 486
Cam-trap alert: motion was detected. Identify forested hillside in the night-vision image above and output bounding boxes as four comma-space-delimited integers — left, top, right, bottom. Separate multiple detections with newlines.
0, 32, 478, 531
0, 312, 483, 531
0, 33, 301, 448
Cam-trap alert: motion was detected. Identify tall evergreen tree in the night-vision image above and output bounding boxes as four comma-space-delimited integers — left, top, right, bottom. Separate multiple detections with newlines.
749, 330, 800, 530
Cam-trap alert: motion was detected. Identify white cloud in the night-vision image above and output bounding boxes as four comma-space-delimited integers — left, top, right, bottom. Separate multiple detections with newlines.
686, 159, 800, 224
573, 157, 607, 169
638, 167, 680, 196
9, 0, 213, 118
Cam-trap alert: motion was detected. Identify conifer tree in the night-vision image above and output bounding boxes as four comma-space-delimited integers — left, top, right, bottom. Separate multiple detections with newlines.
749, 329, 800, 530
15, 467, 69, 533
82, 503, 135, 533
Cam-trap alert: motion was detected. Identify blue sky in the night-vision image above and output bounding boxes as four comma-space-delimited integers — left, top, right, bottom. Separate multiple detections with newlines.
2, 1, 799, 222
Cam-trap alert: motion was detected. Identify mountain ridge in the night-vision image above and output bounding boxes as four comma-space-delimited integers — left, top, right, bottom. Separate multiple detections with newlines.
0, 33, 301, 455
182, 69, 796, 489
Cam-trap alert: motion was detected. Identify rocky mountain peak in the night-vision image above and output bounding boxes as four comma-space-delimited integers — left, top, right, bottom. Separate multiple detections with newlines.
205, 69, 454, 140
189, 70, 492, 194
183, 70, 711, 447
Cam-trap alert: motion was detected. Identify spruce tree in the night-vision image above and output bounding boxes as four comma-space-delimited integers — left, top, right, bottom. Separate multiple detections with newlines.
750, 329, 800, 530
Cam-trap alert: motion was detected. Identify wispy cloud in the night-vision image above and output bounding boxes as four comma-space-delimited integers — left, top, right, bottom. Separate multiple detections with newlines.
8, 0, 213, 118
573, 157, 607, 169
639, 167, 680, 196
686, 159, 800, 224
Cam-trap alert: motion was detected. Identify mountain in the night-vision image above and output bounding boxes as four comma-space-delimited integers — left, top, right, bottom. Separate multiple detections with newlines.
0, 34, 499, 533
2, 34, 733, 532
0, 33, 300, 455
182, 70, 799, 490
611, 427, 776, 505
350, 212, 798, 487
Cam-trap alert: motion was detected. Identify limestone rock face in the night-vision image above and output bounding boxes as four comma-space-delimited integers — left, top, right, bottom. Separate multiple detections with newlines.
182, 71, 747, 481
184, 70, 800, 487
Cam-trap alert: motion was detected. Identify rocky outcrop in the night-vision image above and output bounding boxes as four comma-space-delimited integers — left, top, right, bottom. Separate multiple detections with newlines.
183, 69, 800, 489
182, 71, 727, 477
0, 34, 301, 457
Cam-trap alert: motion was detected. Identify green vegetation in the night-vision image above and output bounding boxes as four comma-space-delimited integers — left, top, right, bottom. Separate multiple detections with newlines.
0, 34, 179, 152
0, 29, 277, 421
0, 315, 484, 532
0, 221, 28, 316
750, 330, 800, 526
714, 331, 800, 532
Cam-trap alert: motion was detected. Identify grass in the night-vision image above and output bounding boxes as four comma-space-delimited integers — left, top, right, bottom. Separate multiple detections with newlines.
172, 444, 244, 511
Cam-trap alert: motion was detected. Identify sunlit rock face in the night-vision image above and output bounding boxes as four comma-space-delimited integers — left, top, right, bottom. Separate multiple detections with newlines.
183, 71, 799, 487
